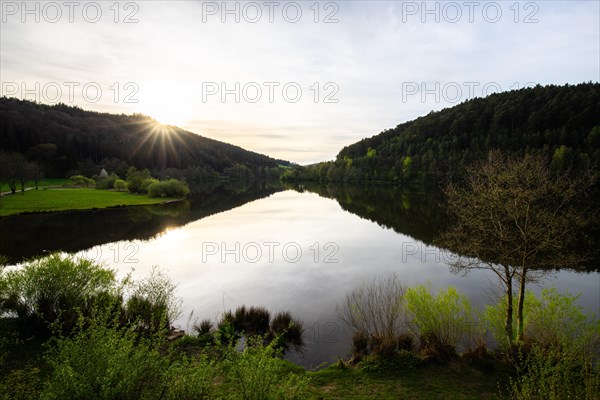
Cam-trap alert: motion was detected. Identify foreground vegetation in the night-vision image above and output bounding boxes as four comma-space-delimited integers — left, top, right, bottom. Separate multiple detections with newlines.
0, 254, 597, 399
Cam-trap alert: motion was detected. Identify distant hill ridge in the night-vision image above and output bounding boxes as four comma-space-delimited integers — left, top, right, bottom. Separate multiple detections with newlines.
287, 82, 600, 183
0, 97, 289, 177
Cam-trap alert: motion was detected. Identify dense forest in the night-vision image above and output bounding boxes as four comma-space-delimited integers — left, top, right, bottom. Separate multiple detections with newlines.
285, 83, 600, 183
0, 97, 289, 180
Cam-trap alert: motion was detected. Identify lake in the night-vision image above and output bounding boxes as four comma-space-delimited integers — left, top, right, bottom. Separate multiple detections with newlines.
2, 182, 598, 368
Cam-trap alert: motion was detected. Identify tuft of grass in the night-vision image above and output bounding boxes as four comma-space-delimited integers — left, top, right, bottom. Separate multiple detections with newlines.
0, 188, 175, 216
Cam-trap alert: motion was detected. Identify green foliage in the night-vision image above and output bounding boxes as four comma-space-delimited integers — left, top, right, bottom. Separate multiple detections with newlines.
203, 306, 304, 352
269, 311, 304, 352
224, 339, 309, 400
0, 366, 42, 400
113, 179, 127, 191
94, 173, 119, 190
161, 356, 214, 400
484, 288, 599, 353
285, 83, 600, 183
147, 179, 190, 198
524, 288, 598, 352
0, 253, 117, 334
359, 349, 420, 373
405, 284, 479, 358
125, 267, 182, 334
42, 316, 166, 400
126, 167, 152, 193
505, 345, 600, 400
67, 175, 95, 187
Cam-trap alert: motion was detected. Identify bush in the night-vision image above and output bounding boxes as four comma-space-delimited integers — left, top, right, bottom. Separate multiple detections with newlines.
233, 305, 271, 336
225, 340, 309, 400
524, 288, 599, 353
125, 267, 182, 334
405, 284, 479, 359
269, 311, 304, 352
126, 168, 152, 193
42, 317, 166, 400
139, 178, 159, 194
95, 173, 119, 190
67, 175, 95, 187
162, 356, 214, 400
484, 288, 599, 354
113, 179, 127, 191
147, 179, 190, 198
505, 345, 600, 400
337, 274, 409, 357
0, 253, 117, 334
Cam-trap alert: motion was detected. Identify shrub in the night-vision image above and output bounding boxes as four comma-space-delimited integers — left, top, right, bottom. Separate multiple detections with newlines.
42, 316, 166, 400
210, 307, 304, 353
405, 284, 479, 359
125, 267, 182, 334
95, 173, 118, 190
126, 168, 153, 193
67, 175, 95, 187
524, 287, 599, 353
139, 178, 159, 194
337, 274, 409, 357
233, 305, 271, 336
505, 345, 600, 400
484, 288, 599, 354
148, 179, 190, 198
0, 253, 117, 335
269, 311, 304, 352
162, 356, 214, 400
113, 179, 127, 191
225, 339, 309, 400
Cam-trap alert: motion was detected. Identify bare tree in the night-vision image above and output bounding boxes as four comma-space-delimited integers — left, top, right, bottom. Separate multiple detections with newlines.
0, 152, 26, 195
437, 151, 595, 345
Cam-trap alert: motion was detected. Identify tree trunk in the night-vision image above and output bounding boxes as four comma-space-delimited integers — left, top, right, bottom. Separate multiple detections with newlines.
504, 270, 514, 346
517, 267, 527, 342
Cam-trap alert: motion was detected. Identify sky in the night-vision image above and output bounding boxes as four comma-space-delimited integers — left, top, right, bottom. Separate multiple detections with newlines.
1, 0, 599, 164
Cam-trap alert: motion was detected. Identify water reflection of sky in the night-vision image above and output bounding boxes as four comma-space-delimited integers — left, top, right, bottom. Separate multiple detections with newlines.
77, 190, 600, 368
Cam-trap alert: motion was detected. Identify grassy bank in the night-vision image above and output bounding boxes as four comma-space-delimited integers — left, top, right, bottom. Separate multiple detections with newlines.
0, 188, 175, 216
307, 361, 510, 399
0, 320, 511, 400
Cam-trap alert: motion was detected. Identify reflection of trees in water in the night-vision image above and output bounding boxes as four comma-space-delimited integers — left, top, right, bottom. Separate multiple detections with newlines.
292, 182, 448, 246
0, 181, 284, 263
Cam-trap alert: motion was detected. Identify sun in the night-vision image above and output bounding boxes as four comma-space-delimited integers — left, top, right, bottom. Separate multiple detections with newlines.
141, 84, 194, 127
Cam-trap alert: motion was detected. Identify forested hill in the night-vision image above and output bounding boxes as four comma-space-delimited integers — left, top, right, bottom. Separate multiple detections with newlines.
286, 83, 600, 183
0, 97, 289, 177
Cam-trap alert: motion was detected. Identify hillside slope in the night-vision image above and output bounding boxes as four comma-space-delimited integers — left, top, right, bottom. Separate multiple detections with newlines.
0, 97, 288, 177
288, 83, 600, 183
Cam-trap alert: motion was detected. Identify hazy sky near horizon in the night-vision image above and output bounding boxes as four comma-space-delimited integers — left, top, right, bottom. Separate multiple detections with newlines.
1, 1, 598, 164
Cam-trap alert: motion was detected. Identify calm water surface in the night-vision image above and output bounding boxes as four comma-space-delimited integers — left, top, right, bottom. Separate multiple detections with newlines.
4, 184, 599, 368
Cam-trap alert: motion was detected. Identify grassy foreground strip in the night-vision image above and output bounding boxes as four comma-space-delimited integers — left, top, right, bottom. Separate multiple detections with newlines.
0, 188, 175, 216
306, 361, 509, 399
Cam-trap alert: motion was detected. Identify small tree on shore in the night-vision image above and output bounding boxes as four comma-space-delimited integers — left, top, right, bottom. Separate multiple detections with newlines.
437, 151, 595, 347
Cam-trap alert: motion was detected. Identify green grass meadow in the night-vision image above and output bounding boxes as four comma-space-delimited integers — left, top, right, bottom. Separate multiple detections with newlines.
0, 188, 174, 216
